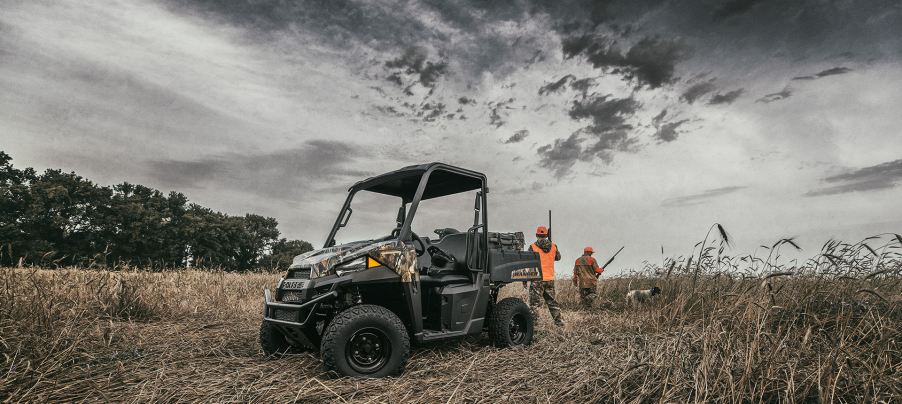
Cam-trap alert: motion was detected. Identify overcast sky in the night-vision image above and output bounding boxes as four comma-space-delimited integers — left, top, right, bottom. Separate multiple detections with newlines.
3, 0, 901, 274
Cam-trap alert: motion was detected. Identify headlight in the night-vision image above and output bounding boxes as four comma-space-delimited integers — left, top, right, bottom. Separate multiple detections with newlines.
334, 256, 382, 276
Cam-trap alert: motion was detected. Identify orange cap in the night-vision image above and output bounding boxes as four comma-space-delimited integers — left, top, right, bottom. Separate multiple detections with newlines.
536, 226, 549, 236
584, 246, 594, 254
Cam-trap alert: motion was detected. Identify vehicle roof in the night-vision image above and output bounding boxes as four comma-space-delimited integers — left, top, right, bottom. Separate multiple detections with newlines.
350, 162, 485, 202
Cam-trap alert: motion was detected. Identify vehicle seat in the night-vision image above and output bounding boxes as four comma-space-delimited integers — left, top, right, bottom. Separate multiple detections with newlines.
418, 232, 471, 285
429, 233, 468, 267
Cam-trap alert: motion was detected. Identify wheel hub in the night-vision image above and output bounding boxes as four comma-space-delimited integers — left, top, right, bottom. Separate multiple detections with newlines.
347, 328, 390, 373
509, 313, 527, 344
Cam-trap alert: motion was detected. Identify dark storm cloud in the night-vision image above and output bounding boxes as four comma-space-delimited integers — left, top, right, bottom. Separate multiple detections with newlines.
537, 133, 585, 177
653, 119, 689, 143
173, 0, 902, 89
169, 0, 432, 50
539, 75, 596, 98
662, 186, 745, 207
756, 87, 792, 103
806, 159, 902, 196
166, 0, 902, 174
538, 75, 576, 96
536, 94, 641, 175
712, 0, 768, 20
562, 34, 687, 89
568, 95, 639, 132
581, 127, 638, 161
650, 108, 689, 143
418, 101, 447, 121
814, 67, 853, 78
488, 98, 516, 128
792, 67, 853, 81
569, 77, 596, 97
374, 105, 404, 117
708, 89, 744, 105
505, 130, 530, 144
147, 140, 369, 201
681, 80, 717, 104
652, 109, 668, 126
385, 47, 448, 89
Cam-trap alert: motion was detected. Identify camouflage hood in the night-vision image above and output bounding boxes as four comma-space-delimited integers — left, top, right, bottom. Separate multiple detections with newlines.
289, 239, 418, 281
289, 241, 369, 270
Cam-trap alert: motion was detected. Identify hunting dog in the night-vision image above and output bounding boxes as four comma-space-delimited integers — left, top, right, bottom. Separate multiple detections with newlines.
626, 287, 661, 305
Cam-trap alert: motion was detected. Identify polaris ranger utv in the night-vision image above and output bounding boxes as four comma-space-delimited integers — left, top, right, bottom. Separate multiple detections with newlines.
260, 163, 543, 377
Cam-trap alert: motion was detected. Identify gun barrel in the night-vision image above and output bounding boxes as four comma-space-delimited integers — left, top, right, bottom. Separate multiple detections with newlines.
547, 210, 552, 241
601, 246, 625, 269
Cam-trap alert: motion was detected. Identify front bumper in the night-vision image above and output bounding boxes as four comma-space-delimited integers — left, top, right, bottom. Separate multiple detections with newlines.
262, 277, 349, 328
262, 288, 337, 328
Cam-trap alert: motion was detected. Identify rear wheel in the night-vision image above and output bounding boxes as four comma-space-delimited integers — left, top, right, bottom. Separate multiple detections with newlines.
259, 320, 291, 356
321, 305, 410, 377
490, 297, 534, 348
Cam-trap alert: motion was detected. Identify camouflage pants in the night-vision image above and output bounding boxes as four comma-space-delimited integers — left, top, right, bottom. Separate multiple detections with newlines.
529, 281, 563, 325
579, 286, 597, 309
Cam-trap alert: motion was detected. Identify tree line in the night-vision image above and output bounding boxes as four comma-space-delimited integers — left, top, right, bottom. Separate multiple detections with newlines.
0, 151, 312, 270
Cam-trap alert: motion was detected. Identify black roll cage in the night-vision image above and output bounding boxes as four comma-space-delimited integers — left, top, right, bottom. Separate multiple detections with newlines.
324, 163, 489, 269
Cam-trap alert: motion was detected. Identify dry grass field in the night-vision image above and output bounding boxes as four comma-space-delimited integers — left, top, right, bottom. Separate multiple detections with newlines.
2, 234, 901, 403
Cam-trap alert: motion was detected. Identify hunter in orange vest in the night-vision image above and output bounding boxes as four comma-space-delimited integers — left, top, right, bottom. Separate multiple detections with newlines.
573, 246, 604, 309
528, 226, 564, 326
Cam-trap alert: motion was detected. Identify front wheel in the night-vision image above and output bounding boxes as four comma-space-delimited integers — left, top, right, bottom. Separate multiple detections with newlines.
259, 320, 291, 356
320, 305, 410, 377
489, 297, 534, 348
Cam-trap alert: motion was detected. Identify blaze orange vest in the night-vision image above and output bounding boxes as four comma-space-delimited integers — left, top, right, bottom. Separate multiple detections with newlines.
530, 242, 557, 281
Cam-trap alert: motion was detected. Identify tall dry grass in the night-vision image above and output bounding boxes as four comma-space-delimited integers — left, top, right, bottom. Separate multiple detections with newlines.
1, 233, 900, 403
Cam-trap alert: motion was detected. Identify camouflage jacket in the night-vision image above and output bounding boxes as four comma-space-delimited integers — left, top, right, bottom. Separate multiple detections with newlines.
573, 255, 603, 288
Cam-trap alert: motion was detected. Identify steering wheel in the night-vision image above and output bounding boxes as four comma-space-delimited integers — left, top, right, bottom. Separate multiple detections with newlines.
411, 232, 427, 257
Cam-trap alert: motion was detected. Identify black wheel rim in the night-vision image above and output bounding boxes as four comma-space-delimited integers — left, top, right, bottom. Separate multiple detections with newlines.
509, 313, 527, 345
346, 327, 391, 374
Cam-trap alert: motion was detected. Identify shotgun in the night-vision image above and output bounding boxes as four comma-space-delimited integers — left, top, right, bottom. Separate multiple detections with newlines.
524, 210, 553, 289
547, 210, 552, 242
597, 246, 624, 278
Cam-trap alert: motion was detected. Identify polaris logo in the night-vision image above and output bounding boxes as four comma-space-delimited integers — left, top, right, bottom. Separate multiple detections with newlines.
510, 267, 540, 280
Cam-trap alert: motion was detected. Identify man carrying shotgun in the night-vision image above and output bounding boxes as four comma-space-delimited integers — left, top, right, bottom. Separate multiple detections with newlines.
528, 224, 564, 327
573, 246, 623, 309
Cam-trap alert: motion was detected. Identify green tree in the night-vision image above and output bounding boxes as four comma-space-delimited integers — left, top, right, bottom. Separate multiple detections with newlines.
24, 169, 112, 266
234, 214, 280, 270
0, 150, 312, 271
262, 238, 314, 270
0, 152, 36, 265
106, 183, 186, 267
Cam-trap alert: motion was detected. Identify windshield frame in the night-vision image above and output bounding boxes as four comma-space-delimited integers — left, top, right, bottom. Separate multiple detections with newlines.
323, 164, 488, 249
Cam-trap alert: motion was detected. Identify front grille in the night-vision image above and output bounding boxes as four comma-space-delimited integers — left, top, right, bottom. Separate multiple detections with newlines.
280, 291, 304, 303
273, 309, 298, 322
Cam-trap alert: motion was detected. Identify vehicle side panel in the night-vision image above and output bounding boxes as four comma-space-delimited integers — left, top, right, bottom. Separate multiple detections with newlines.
488, 250, 542, 282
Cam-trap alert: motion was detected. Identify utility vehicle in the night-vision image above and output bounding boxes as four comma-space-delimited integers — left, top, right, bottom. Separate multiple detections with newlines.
260, 163, 542, 377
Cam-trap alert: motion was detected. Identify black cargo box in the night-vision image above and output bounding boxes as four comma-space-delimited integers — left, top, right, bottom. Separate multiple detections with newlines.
487, 231, 525, 251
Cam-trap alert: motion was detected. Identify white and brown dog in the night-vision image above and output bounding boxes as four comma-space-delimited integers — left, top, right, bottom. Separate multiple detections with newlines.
626, 287, 661, 305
